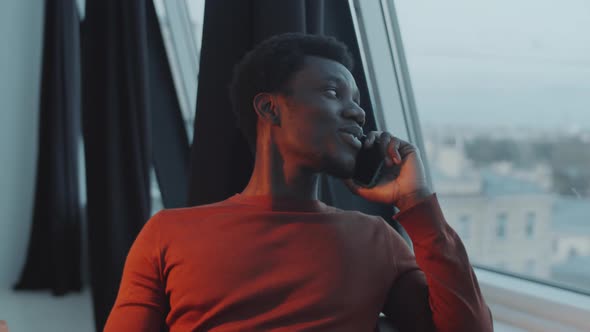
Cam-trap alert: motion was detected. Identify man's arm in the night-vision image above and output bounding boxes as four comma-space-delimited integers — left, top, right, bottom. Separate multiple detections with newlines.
382, 194, 493, 332
343, 133, 491, 330
104, 213, 167, 332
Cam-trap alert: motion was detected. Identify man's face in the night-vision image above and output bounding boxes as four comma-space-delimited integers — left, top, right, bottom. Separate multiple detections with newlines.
274, 55, 366, 178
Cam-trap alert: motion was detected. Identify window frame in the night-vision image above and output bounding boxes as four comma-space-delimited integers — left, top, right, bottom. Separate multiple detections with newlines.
348, 0, 432, 187
351, 0, 590, 329
153, 0, 201, 140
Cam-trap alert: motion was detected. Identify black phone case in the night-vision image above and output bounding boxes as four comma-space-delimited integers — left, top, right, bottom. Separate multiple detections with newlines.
352, 137, 385, 188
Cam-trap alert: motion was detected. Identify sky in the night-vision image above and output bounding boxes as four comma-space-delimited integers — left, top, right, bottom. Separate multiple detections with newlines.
394, 0, 590, 130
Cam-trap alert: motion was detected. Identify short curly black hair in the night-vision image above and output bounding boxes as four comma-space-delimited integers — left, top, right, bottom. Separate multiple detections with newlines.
229, 33, 354, 153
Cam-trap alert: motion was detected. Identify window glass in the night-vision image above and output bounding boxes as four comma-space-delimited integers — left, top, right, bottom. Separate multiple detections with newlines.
525, 259, 536, 274
526, 212, 536, 238
153, 0, 205, 143
458, 215, 471, 240
496, 213, 507, 239
395, 0, 590, 292
151, 0, 205, 214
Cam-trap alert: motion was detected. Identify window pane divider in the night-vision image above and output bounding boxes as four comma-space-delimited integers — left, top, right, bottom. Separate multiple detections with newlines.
476, 268, 590, 331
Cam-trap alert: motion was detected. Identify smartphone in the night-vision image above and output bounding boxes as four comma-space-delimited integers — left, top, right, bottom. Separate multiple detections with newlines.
352, 135, 386, 188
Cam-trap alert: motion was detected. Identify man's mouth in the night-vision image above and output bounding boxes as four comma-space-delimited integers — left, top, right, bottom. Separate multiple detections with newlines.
338, 126, 364, 150
339, 131, 363, 150
338, 126, 363, 139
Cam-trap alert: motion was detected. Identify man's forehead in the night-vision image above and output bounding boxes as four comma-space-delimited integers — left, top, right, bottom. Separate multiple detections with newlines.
299, 56, 357, 87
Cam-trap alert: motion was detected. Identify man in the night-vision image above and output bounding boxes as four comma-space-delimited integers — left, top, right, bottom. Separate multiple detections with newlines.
105, 33, 493, 331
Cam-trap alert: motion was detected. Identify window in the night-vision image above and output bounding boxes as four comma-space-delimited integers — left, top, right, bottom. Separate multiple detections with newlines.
150, 0, 205, 215
153, 0, 205, 143
526, 212, 536, 238
458, 215, 471, 240
525, 259, 536, 274
496, 213, 507, 239
392, 0, 590, 295
351, 1, 590, 329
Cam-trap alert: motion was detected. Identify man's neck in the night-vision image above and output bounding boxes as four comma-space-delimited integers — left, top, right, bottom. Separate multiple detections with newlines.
241, 145, 320, 201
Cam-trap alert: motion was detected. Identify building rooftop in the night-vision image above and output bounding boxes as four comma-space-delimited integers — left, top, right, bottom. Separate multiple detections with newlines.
431, 166, 549, 197
480, 170, 546, 196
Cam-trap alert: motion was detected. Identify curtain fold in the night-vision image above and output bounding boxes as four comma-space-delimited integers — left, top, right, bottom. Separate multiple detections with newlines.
81, 1, 152, 330
82, 0, 188, 329
14, 0, 82, 296
146, 2, 191, 209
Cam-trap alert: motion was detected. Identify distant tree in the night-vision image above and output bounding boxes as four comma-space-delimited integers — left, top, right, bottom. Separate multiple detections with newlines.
464, 137, 521, 167
463, 135, 590, 197
549, 138, 590, 197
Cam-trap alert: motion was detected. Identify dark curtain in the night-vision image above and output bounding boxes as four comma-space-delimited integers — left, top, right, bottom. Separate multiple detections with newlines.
146, 2, 190, 209
14, 0, 82, 296
187, 0, 409, 244
82, 0, 188, 329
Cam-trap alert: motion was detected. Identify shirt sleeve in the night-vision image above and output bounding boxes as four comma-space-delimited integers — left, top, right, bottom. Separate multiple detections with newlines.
104, 211, 168, 332
381, 194, 493, 332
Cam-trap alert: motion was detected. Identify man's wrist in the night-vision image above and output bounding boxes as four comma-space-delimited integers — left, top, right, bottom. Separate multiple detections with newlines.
394, 188, 433, 212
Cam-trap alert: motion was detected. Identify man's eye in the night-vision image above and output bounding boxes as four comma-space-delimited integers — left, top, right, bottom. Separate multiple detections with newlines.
324, 89, 338, 98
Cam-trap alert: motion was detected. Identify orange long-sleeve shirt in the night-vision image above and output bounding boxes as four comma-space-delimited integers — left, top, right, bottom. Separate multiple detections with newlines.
104, 193, 492, 331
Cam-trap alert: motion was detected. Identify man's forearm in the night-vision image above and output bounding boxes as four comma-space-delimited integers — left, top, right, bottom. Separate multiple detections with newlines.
394, 188, 433, 213
394, 194, 493, 332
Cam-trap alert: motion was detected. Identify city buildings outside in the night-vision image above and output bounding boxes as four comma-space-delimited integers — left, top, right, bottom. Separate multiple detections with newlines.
424, 126, 590, 291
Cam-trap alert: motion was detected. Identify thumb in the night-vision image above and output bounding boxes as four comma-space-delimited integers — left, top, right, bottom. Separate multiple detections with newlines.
342, 178, 365, 196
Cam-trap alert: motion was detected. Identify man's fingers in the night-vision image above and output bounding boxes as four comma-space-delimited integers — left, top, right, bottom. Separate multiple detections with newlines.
363, 131, 380, 148
364, 131, 417, 165
380, 133, 404, 165
398, 139, 419, 160
387, 135, 418, 160
389, 138, 402, 164
376, 132, 395, 166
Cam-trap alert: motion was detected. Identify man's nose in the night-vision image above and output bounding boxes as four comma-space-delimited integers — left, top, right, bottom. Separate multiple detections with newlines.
343, 103, 366, 127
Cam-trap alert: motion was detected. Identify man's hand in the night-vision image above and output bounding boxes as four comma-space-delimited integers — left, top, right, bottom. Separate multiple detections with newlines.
343, 131, 432, 212
0, 320, 9, 332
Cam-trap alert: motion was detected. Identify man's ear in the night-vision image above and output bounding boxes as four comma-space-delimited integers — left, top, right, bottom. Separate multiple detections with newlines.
253, 92, 281, 126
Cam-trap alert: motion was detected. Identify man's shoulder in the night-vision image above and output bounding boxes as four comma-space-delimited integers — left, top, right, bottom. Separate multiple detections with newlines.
150, 198, 242, 225
151, 198, 387, 227
325, 203, 380, 218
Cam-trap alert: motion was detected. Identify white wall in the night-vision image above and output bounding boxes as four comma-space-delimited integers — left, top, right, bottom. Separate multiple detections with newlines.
0, 0, 44, 287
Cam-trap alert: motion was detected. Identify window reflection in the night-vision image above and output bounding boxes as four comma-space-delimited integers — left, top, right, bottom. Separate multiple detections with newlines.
525, 212, 535, 238
459, 215, 471, 240
150, 0, 205, 215
496, 213, 507, 239
396, 0, 590, 291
